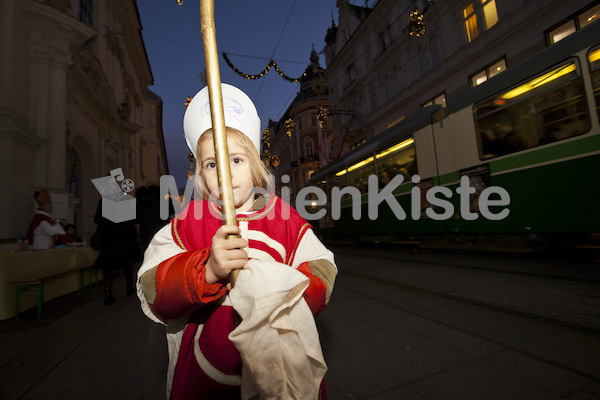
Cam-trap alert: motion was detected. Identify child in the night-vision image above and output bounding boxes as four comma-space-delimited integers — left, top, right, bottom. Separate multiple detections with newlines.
137, 83, 337, 399
56, 224, 81, 245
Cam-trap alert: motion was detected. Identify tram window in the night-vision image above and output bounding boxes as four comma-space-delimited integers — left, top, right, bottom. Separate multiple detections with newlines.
474, 59, 591, 160
375, 142, 417, 188
588, 45, 600, 121
326, 173, 343, 195
345, 158, 375, 194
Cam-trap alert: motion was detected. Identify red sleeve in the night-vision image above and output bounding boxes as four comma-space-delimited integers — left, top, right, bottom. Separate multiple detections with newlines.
296, 262, 327, 316
150, 248, 228, 320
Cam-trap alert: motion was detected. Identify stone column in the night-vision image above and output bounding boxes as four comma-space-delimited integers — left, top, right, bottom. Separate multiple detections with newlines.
46, 55, 72, 190
29, 48, 50, 188
21, 0, 96, 190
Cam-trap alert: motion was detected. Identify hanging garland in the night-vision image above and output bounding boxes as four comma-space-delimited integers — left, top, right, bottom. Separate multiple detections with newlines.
223, 53, 307, 83
408, 10, 425, 37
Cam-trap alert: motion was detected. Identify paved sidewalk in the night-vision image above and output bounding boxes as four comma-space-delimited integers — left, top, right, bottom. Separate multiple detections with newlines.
0, 275, 167, 400
1, 251, 599, 400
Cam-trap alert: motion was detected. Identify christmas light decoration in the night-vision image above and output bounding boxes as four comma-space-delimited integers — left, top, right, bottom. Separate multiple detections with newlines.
187, 152, 195, 179
408, 10, 425, 37
223, 53, 307, 83
261, 129, 272, 163
262, 128, 272, 149
285, 118, 295, 138
184, 96, 193, 109
271, 155, 280, 167
315, 106, 328, 128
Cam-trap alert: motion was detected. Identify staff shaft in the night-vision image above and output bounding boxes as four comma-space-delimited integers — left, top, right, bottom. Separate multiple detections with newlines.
200, 0, 240, 286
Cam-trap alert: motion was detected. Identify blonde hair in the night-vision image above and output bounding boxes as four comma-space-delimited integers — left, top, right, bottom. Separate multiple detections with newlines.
195, 127, 274, 200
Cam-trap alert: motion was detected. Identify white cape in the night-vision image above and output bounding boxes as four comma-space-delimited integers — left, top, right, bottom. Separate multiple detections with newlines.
228, 259, 327, 400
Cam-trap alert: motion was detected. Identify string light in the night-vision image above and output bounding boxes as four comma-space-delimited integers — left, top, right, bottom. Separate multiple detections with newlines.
176, 0, 183, 5
223, 53, 307, 83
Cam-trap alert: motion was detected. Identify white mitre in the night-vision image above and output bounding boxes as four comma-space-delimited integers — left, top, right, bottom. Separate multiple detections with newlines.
183, 83, 261, 158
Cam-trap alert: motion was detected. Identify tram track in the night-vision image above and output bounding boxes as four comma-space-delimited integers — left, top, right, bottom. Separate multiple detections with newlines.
331, 245, 600, 335
333, 274, 600, 387
335, 245, 600, 285
340, 268, 600, 336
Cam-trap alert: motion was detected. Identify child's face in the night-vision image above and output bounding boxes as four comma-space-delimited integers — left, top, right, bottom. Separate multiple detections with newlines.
200, 137, 255, 211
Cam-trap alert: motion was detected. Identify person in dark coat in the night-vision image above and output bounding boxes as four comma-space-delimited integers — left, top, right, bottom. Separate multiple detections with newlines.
135, 183, 168, 257
93, 199, 138, 304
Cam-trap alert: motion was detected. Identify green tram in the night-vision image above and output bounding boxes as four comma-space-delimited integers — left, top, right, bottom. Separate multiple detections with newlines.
305, 22, 600, 249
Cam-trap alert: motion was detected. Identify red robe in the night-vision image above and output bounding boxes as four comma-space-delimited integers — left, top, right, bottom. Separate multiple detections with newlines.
25, 211, 53, 245
147, 196, 327, 399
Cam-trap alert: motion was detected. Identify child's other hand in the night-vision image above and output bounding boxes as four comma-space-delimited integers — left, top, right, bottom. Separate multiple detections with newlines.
205, 225, 248, 284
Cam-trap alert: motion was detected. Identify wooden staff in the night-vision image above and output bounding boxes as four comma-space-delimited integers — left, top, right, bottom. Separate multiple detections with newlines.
200, 0, 240, 286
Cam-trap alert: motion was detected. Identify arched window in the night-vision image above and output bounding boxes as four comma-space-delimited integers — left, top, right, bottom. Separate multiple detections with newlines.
417, 46, 429, 76
394, 68, 402, 92
385, 75, 393, 99
429, 36, 439, 68
305, 138, 314, 158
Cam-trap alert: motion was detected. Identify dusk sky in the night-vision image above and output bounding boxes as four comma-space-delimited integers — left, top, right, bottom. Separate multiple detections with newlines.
137, 0, 341, 187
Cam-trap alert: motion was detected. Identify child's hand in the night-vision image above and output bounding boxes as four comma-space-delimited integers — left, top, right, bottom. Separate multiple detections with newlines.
205, 225, 248, 284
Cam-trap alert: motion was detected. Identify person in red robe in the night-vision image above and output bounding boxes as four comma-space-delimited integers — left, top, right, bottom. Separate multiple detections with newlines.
137, 84, 337, 399
25, 189, 65, 250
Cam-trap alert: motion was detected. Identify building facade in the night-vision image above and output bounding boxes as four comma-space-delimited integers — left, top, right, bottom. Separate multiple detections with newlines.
0, 0, 168, 241
267, 48, 333, 202
324, 0, 599, 157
